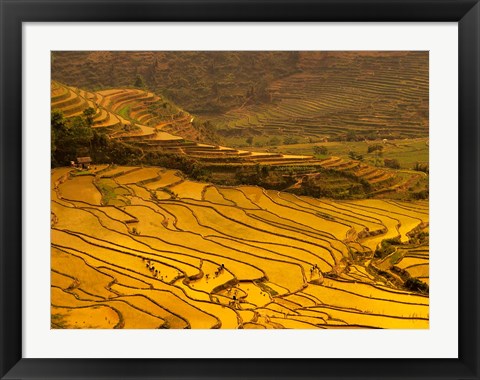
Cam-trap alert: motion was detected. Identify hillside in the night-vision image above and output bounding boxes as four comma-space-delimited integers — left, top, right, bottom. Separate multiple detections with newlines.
51, 80, 428, 200
51, 80, 208, 142
51, 51, 429, 329
51, 166, 429, 329
52, 51, 428, 142
212, 51, 428, 142
52, 51, 299, 114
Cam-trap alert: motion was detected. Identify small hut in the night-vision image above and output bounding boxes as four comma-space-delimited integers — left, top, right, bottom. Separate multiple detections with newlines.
76, 156, 92, 169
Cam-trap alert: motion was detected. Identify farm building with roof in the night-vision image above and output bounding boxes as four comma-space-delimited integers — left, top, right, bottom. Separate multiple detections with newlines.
76, 156, 92, 169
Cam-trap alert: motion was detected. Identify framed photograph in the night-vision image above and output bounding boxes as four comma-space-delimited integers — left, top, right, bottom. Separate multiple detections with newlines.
1, 0, 479, 379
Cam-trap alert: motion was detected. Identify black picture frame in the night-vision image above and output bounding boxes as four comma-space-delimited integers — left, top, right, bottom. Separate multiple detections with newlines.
1, 1, 479, 379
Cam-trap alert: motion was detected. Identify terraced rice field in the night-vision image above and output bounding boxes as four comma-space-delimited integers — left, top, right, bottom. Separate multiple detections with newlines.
213, 52, 428, 141
51, 80, 325, 167
51, 166, 429, 329
51, 79, 427, 201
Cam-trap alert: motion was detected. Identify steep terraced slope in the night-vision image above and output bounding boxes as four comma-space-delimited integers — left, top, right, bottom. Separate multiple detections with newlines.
51, 166, 429, 329
212, 52, 428, 141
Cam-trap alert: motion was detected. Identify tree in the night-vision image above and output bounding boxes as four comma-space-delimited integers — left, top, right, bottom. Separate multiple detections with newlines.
348, 151, 363, 161
51, 110, 67, 133
51, 110, 67, 165
404, 278, 429, 294
68, 116, 94, 145
246, 136, 254, 146
51, 110, 94, 165
83, 107, 96, 127
367, 144, 383, 153
284, 136, 299, 145
134, 74, 146, 88
413, 162, 429, 174
51, 128, 57, 164
346, 130, 357, 141
313, 145, 328, 156
384, 158, 401, 169
412, 189, 429, 200
92, 130, 108, 147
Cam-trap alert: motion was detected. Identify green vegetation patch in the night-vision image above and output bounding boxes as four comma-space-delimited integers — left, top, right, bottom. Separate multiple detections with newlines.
254, 281, 279, 296
96, 179, 117, 205
374, 237, 402, 259
118, 105, 131, 120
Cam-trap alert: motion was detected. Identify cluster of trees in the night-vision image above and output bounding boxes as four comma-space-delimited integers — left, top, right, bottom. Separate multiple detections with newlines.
290, 176, 340, 199
345, 130, 359, 142
313, 145, 328, 156
409, 231, 429, 245
51, 108, 96, 165
289, 168, 372, 199
283, 136, 299, 145
232, 165, 295, 190
143, 151, 202, 177
384, 158, 401, 169
191, 119, 222, 144
413, 162, 429, 174
367, 144, 383, 154
348, 151, 364, 161
374, 237, 402, 259
51, 109, 207, 172
404, 277, 429, 294
146, 99, 177, 119
134, 74, 146, 89
52, 108, 150, 167
336, 130, 406, 143
411, 189, 429, 200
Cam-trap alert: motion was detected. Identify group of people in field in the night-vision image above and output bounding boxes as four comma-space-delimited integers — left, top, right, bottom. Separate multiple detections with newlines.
227, 286, 240, 309
140, 257, 164, 280
214, 263, 225, 278
310, 264, 323, 278
203, 260, 226, 283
